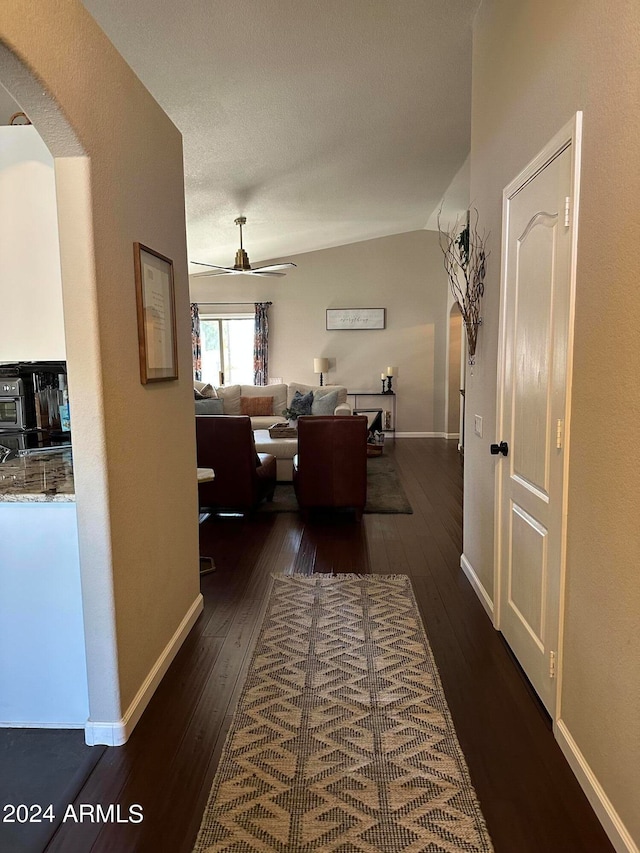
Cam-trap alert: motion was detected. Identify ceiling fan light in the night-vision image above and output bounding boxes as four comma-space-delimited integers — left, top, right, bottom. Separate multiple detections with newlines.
234, 248, 252, 270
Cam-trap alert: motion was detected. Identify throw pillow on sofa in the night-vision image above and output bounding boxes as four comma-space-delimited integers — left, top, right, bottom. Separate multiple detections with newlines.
287, 382, 348, 408
195, 398, 225, 415
214, 384, 242, 414
194, 381, 218, 399
311, 388, 339, 415
242, 383, 287, 414
290, 390, 313, 417
240, 396, 274, 416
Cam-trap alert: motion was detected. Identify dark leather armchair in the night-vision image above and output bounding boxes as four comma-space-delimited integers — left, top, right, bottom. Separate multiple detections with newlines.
293, 415, 368, 520
196, 415, 276, 512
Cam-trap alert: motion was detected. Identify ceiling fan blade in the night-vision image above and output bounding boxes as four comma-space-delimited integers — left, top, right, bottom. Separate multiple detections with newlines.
251, 262, 297, 273
191, 268, 240, 277
189, 261, 233, 271
192, 268, 286, 278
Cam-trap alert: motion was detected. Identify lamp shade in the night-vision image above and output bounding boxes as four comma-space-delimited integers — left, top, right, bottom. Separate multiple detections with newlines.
314, 358, 330, 373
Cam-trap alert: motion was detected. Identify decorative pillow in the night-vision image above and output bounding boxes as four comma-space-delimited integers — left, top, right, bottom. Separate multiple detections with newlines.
194, 382, 217, 399
311, 388, 339, 415
214, 384, 241, 414
288, 382, 348, 407
290, 390, 314, 416
195, 398, 225, 415
257, 383, 287, 413
240, 395, 274, 416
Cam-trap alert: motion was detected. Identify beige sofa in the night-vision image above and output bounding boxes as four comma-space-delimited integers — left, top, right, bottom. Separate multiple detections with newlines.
195, 381, 351, 429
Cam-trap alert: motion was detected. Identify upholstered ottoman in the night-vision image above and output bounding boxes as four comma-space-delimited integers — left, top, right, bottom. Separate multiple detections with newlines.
253, 429, 298, 482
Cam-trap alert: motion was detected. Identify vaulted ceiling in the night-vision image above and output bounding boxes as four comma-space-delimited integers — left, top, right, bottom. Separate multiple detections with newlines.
82, 2, 478, 266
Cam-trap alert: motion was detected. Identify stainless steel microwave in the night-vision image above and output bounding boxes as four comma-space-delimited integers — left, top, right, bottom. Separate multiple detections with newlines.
0, 362, 66, 431
0, 377, 29, 430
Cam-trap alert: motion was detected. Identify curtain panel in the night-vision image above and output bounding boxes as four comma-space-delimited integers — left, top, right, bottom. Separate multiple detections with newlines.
253, 302, 272, 386
191, 303, 202, 380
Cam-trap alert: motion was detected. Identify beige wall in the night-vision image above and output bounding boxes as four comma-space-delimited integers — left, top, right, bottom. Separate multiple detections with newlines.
191, 230, 449, 435
469, 0, 640, 843
0, 1, 200, 734
447, 305, 462, 436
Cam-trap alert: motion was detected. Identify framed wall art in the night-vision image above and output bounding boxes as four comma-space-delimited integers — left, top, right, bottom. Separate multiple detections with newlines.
326, 308, 386, 330
133, 242, 178, 383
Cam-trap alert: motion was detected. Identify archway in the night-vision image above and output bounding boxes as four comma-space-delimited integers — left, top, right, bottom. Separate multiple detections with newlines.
0, 6, 199, 746
0, 44, 116, 734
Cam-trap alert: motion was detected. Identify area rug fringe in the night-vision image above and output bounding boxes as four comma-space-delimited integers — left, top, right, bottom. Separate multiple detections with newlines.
193, 572, 494, 852
270, 571, 411, 583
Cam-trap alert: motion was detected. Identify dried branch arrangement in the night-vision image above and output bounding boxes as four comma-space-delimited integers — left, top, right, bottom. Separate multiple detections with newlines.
438, 209, 489, 364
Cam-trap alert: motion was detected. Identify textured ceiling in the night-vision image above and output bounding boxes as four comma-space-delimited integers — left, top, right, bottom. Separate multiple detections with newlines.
76, 0, 479, 267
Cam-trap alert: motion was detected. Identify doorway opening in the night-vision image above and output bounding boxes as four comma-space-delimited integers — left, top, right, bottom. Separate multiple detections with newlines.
0, 43, 106, 741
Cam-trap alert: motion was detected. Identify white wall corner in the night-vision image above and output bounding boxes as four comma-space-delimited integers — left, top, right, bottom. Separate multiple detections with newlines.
554, 720, 639, 853
84, 594, 203, 747
424, 155, 470, 232
460, 553, 494, 620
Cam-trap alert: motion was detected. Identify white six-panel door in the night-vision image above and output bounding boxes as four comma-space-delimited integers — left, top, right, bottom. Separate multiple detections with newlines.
496, 116, 581, 717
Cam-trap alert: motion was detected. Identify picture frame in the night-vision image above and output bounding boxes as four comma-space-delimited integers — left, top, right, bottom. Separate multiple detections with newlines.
133, 242, 179, 383
326, 308, 386, 330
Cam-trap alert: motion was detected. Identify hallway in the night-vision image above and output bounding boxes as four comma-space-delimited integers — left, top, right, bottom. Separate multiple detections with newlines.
43, 439, 612, 852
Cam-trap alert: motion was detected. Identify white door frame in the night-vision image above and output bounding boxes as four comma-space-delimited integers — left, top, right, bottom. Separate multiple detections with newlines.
493, 112, 582, 721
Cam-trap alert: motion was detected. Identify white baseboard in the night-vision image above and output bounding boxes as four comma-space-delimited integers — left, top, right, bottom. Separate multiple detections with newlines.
444, 432, 460, 440
555, 720, 638, 853
460, 553, 494, 619
395, 432, 448, 438
0, 720, 85, 729
85, 593, 204, 747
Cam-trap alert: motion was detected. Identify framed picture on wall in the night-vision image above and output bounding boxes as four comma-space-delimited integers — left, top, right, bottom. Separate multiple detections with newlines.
326, 308, 386, 330
133, 242, 178, 383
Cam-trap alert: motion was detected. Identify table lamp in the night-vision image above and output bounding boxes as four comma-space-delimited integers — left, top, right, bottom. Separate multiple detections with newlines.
314, 357, 330, 386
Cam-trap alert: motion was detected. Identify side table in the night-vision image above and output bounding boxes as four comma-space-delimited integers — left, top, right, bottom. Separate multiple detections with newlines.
347, 391, 396, 439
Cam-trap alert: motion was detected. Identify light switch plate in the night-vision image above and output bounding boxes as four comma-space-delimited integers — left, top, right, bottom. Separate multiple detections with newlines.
474, 415, 483, 437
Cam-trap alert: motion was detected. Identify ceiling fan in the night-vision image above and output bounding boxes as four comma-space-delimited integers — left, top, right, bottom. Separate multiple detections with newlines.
190, 217, 296, 277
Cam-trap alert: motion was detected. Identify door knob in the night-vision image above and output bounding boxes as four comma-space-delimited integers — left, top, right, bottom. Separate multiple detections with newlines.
490, 441, 509, 457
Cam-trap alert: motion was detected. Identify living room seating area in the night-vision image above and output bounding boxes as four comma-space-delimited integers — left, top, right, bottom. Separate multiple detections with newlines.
194, 380, 351, 428
195, 380, 354, 483
194, 381, 369, 516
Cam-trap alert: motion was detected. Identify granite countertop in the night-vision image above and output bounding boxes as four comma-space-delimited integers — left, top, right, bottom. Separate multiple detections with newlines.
0, 449, 75, 502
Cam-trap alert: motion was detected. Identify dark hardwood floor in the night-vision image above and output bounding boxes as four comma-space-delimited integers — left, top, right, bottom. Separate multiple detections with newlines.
43, 439, 613, 852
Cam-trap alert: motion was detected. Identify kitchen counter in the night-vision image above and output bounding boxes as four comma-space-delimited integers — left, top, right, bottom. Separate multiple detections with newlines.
0, 447, 87, 728
0, 493, 88, 728
0, 448, 74, 501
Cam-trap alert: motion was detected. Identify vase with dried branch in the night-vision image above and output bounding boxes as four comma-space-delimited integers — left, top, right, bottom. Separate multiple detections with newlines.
438, 209, 489, 364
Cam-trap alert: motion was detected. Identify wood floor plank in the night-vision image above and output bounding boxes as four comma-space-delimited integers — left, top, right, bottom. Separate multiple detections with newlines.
42, 439, 614, 853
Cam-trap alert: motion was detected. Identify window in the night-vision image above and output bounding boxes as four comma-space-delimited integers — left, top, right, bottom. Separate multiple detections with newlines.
200, 313, 254, 386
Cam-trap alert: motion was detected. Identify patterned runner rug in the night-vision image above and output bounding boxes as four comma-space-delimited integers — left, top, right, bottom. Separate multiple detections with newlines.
193, 574, 493, 853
